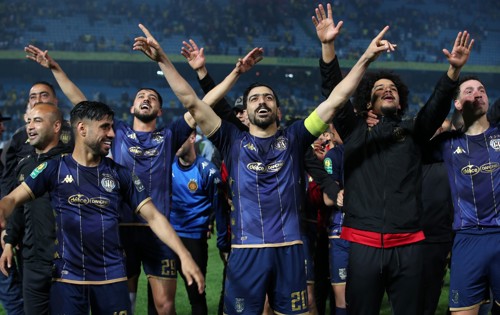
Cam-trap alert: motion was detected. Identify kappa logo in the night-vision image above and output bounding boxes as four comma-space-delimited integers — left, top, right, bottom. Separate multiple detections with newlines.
453, 146, 467, 154
209, 168, 216, 176
202, 161, 209, 169
244, 143, 257, 152
61, 175, 74, 184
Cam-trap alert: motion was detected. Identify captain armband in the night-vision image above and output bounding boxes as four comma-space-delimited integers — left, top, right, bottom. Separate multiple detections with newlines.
304, 110, 329, 137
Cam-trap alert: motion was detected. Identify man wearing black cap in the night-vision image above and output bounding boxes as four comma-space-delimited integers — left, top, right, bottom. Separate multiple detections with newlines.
232, 96, 249, 127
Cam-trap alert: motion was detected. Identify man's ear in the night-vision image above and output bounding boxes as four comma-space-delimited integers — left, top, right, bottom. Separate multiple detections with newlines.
157, 108, 163, 117
77, 121, 86, 137
53, 120, 62, 134
454, 99, 462, 111
367, 102, 372, 110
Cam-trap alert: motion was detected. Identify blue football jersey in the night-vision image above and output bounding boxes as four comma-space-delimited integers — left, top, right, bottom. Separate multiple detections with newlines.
170, 156, 225, 241
209, 120, 316, 247
111, 118, 193, 224
440, 123, 500, 230
23, 155, 150, 284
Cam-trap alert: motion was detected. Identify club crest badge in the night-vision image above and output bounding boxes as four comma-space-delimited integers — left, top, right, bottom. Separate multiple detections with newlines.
188, 179, 198, 192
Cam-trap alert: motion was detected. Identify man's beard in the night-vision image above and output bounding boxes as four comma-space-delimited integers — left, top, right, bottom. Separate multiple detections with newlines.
380, 105, 399, 117
134, 108, 158, 123
248, 108, 277, 129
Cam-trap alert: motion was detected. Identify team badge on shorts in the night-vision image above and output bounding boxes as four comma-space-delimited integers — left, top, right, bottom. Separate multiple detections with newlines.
235, 298, 245, 313
188, 179, 198, 192
338, 268, 347, 281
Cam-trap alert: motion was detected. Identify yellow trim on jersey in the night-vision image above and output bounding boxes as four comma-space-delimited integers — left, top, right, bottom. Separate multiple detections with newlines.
21, 182, 35, 200
54, 277, 128, 285
231, 240, 303, 249
328, 235, 341, 239
304, 109, 329, 138
134, 197, 152, 214
205, 118, 222, 138
450, 300, 488, 311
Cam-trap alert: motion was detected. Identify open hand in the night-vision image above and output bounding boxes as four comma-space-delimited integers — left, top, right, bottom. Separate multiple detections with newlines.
312, 3, 343, 44
235, 47, 264, 74
443, 31, 474, 69
181, 39, 206, 71
25, 45, 56, 69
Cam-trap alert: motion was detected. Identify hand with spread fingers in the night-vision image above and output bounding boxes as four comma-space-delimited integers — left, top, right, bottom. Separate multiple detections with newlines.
235, 47, 264, 74
25, 45, 58, 69
443, 30, 474, 70
312, 3, 343, 44
181, 39, 206, 71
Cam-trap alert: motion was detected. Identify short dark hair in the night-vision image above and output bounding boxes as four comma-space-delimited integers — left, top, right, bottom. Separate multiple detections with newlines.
136, 87, 163, 107
454, 75, 484, 100
242, 82, 280, 108
32, 81, 57, 97
70, 101, 114, 128
352, 71, 409, 115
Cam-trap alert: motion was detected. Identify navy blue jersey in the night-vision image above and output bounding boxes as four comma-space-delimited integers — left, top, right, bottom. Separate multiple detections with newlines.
23, 155, 150, 284
440, 123, 500, 230
171, 155, 228, 249
324, 145, 345, 236
111, 119, 192, 224
209, 120, 316, 247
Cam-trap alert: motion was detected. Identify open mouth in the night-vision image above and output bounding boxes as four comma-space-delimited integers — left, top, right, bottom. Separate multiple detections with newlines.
140, 102, 150, 110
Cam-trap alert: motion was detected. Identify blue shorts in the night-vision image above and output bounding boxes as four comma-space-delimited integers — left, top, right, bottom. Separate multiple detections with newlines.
302, 231, 315, 283
224, 245, 308, 314
120, 225, 177, 279
449, 229, 500, 311
328, 237, 350, 285
50, 281, 130, 314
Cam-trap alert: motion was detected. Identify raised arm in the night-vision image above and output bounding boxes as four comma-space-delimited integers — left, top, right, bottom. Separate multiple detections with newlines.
442, 31, 474, 81
315, 26, 396, 123
24, 45, 87, 105
181, 39, 249, 131
133, 24, 220, 135
201, 48, 263, 107
312, 3, 344, 64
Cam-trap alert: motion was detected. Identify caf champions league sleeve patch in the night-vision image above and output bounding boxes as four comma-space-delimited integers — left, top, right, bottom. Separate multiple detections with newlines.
30, 162, 48, 179
324, 157, 333, 175
132, 173, 145, 192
